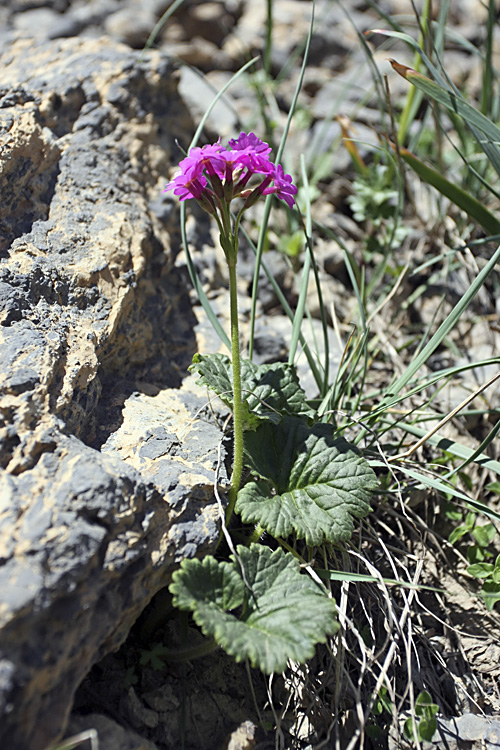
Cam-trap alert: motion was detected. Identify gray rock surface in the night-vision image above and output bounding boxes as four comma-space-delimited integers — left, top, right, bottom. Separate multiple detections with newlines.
0, 35, 226, 750
390, 712, 500, 749
68, 712, 160, 750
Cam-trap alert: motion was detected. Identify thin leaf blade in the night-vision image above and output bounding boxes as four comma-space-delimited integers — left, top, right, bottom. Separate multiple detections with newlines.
396, 144, 500, 235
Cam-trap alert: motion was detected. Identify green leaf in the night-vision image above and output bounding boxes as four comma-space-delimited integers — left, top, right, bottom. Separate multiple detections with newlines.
139, 643, 174, 670
403, 716, 418, 742
448, 525, 470, 545
467, 545, 489, 565
373, 686, 392, 715
171, 554, 245, 612
396, 145, 500, 236
481, 581, 500, 610
418, 718, 438, 742
190, 353, 314, 428
278, 230, 304, 258
403, 691, 438, 742
472, 523, 496, 547
467, 562, 494, 579
415, 691, 439, 719
190, 352, 238, 412
236, 416, 377, 545
465, 512, 476, 530
170, 545, 338, 673
365, 724, 382, 739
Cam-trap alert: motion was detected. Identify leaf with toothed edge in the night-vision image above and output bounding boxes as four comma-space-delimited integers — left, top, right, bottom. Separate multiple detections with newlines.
236, 416, 377, 546
170, 544, 338, 674
189, 352, 314, 428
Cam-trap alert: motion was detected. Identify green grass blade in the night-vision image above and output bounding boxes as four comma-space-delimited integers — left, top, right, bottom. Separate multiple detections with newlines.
180, 204, 230, 350
393, 421, 500, 476
367, 30, 445, 84
140, 0, 186, 57
388, 49, 500, 182
373, 23, 500, 184
248, 194, 273, 362
264, 0, 273, 78
481, 0, 495, 117
390, 60, 500, 146
292, 160, 330, 395
372, 243, 500, 416
343, 248, 367, 331
467, 124, 500, 183
397, 466, 491, 512
396, 145, 500, 235
248, 0, 315, 358
445, 417, 500, 479
400, 466, 500, 523
318, 569, 442, 592
365, 358, 500, 421
238, 223, 324, 390
189, 57, 259, 149
288, 156, 311, 366
396, 0, 433, 145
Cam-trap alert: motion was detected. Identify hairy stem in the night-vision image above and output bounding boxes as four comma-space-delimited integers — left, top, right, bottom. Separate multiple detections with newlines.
248, 524, 266, 544
225, 252, 244, 525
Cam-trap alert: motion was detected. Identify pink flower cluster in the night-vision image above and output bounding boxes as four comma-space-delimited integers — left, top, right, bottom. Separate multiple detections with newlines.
164, 132, 297, 210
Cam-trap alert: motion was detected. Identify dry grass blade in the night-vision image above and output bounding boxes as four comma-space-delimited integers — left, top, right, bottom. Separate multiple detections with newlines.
389, 370, 500, 462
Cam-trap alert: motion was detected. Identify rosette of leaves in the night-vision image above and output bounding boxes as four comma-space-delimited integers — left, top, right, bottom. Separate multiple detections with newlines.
181, 353, 377, 671
170, 544, 338, 674
192, 353, 376, 545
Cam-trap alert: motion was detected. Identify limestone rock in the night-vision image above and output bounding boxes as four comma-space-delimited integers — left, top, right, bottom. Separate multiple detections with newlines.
0, 36, 225, 750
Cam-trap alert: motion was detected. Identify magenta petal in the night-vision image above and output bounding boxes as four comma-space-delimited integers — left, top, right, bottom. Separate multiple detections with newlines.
228, 132, 272, 156
163, 134, 296, 210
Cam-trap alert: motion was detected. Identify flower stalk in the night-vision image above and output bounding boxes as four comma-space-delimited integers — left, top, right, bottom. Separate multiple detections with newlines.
163, 132, 297, 527
226, 252, 244, 522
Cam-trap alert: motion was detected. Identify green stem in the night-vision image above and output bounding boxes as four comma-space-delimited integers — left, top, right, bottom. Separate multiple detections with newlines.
248, 524, 266, 544
225, 248, 244, 525
264, 0, 273, 78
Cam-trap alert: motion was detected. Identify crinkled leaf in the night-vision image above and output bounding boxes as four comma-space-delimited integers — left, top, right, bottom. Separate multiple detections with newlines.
236, 416, 377, 545
170, 555, 245, 613
242, 360, 315, 423
189, 352, 237, 412
170, 544, 338, 674
190, 353, 313, 427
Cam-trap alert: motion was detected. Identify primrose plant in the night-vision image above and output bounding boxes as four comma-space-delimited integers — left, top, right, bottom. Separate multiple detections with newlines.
163, 133, 378, 674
